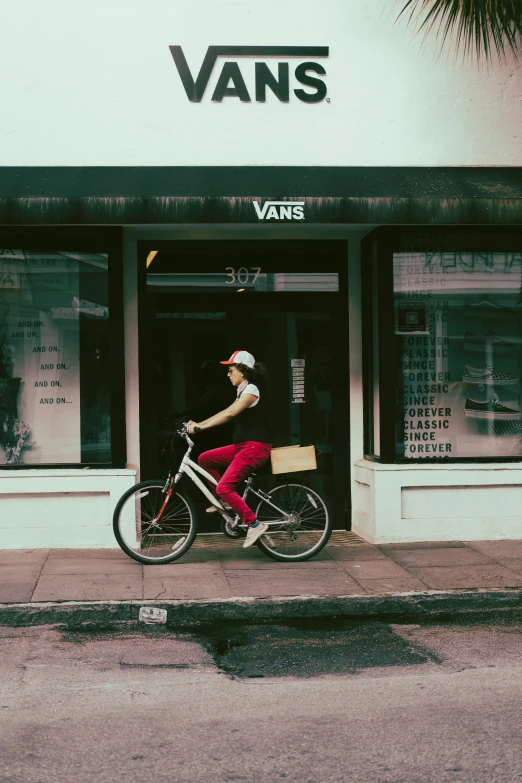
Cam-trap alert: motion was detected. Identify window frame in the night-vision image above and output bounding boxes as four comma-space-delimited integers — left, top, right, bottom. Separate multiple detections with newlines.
362, 226, 522, 464
0, 227, 125, 469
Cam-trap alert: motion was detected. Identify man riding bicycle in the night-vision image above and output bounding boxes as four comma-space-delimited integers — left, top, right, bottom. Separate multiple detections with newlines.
186, 350, 272, 548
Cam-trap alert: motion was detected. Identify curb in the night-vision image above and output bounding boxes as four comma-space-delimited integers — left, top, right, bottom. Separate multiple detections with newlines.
0, 589, 521, 628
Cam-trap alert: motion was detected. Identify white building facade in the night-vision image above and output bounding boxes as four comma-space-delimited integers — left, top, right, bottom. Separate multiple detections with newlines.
1, 0, 522, 547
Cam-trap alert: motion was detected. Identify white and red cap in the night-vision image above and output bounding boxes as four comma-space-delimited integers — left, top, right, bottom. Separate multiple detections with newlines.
220, 350, 255, 369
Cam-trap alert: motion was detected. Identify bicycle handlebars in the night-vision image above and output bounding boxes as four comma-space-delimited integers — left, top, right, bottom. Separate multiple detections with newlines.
177, 424, 194, 448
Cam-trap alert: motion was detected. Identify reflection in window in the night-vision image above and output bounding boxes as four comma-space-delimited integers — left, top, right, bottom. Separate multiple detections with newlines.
0, 250, 111, 465
395, 252, 522, 459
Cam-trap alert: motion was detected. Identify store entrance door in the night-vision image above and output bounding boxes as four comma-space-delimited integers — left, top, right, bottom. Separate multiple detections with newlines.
139, 240, 350, 532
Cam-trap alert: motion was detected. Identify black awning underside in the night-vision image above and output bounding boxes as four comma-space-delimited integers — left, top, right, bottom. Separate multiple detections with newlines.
0, 166, 521, 224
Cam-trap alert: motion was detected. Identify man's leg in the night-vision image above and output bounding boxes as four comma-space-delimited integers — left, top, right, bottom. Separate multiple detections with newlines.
198, 445, 237, 499
216, 442, 272, 525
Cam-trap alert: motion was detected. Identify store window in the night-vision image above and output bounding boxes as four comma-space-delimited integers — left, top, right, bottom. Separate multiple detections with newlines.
395, 251, 522, 459
0, 249, 112, 465
363, 230, 522, 463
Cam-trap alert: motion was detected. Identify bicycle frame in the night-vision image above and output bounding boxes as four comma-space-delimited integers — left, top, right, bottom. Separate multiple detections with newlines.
158, 429, 291, 528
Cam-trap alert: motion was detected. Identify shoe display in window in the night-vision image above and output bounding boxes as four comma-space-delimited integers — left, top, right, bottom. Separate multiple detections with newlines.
462, 364, 519, 385
493, 419, 522, 436
463, 331, 517, 351
464, 398, 521, 420
464, 296, 522, 318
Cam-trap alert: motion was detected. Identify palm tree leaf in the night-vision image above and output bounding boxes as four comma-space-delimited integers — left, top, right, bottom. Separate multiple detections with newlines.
397, 0, 522, 61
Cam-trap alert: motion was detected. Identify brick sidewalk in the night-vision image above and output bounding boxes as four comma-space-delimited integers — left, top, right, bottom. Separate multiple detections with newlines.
2, 533, 522, 604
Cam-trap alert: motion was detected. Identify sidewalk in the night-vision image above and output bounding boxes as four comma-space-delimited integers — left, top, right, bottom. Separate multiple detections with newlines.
1, 532, 522, 626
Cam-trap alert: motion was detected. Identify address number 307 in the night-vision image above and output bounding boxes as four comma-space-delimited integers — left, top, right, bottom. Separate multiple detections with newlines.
225, 267, 262, 285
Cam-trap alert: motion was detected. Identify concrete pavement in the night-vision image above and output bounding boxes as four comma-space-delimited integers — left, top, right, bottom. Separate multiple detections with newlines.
1, 532, 522, 626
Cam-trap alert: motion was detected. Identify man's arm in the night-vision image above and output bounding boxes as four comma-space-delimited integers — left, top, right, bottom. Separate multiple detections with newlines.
188, 394, 257, 434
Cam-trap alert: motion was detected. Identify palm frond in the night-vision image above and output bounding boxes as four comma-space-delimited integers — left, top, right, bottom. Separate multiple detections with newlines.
397, 0, 522, 61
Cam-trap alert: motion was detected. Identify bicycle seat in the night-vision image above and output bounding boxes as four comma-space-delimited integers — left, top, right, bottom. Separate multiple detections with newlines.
250, 462, 272, 479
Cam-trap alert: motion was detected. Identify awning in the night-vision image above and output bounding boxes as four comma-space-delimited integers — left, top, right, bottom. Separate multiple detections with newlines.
0, 166, 521, 225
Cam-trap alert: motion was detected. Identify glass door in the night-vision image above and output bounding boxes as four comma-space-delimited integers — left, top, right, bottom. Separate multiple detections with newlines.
139, 240, 350, 531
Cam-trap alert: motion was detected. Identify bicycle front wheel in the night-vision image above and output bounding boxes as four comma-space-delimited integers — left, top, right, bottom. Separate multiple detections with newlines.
113, 480, 197, 564
254, 482, 331, 562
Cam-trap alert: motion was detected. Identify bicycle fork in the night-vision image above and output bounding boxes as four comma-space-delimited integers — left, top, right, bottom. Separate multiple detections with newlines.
152, 473, 181, 526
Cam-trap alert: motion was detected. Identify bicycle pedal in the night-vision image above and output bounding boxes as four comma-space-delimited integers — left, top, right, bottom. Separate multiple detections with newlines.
207, 504, 232, 514
172, 537, 186, 551
264, 536, 276, 547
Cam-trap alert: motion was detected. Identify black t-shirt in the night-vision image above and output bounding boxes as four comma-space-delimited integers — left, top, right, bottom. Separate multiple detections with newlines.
233, 382, 271, 444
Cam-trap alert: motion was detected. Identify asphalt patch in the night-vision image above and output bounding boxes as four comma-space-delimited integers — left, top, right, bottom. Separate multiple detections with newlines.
193, 617, 443, 678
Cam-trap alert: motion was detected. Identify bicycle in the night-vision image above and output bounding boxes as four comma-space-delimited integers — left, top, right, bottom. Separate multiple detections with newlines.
113, 423, 332, 565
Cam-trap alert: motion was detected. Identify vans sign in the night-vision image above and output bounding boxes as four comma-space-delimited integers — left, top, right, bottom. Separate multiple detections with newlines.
253, 201, 305, 220
170, 46, 328, 103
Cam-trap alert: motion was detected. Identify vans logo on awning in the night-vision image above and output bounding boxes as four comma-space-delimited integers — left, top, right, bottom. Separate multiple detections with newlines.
253, 201, 305, 220
169, 46, 328, 103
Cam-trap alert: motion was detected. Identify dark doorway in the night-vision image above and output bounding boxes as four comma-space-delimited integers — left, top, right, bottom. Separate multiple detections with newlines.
138, 240, 350, 531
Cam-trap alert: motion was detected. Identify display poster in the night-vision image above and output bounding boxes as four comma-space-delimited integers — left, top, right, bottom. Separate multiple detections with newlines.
395, 252, 522, 459
291, 359, 305, 404
396, 301, 428, 334
0, 250, 81, 464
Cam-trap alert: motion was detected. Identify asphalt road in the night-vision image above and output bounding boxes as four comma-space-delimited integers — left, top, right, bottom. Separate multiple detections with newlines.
1, 612, 522, 783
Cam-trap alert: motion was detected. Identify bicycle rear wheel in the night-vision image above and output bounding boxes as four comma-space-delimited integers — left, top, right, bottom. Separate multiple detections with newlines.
254, 482, 331, 562
113, 480, 197, 564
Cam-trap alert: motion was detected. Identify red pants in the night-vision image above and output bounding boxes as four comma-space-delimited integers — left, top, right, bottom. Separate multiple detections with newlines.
198, 441, 272, 525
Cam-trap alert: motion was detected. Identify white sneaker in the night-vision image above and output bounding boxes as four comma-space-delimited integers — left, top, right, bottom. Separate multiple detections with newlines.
206, 503, 232, 514
243, 522, 269, 549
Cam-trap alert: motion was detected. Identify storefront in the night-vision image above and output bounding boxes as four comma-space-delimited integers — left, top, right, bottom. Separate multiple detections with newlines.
1, 0, 522, 547
360, 226, 522, 542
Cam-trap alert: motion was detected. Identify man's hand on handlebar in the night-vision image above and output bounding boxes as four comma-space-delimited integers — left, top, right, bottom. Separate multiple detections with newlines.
186, 421, 201, 435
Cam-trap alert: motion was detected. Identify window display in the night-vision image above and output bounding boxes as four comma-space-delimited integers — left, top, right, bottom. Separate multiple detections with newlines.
394, 252, 522, 459
0, 250, 110, 465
